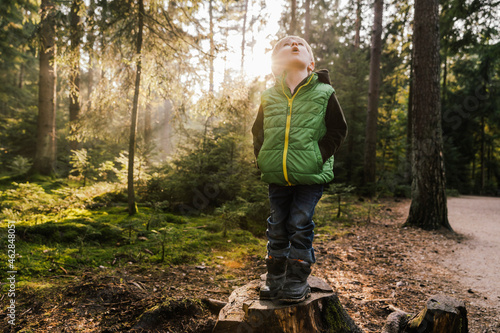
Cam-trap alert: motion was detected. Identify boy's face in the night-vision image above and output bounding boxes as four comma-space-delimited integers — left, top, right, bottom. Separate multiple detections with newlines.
273, 37, 315, 74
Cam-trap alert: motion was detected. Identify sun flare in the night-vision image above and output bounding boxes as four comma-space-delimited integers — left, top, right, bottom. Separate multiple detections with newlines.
213, 0, 284, 83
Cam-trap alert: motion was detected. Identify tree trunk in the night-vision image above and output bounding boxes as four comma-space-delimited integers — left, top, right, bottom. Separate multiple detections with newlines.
288, 0, 297, 35
405, 0, 451, 230
31, 0, 57, 176
99, 0, 108, 82
128, 0, 144, 215
87, 0, 96, 101
18, 61, 24, 89
471, 151, 475, 187
354, 0, 362, 49
144, 100, 152, 153
487, 139, 491, 182
304, 0, 311, 41
406, 53, 414, 185
69, 0, 82, 151
480, 115, 485, 194
240, 0, 248, 76
363, 0, 383, 189
160, 100, 173, 155
441, 46, 447, 105
213, 275, 363, 333
209, 0, 214, 93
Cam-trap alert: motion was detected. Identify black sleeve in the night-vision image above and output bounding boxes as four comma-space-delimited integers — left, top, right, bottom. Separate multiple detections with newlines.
251, 104, 264, 160
318, 93, 348, 163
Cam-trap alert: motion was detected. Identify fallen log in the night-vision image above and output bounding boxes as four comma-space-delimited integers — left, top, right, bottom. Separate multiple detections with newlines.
382, 294, 468, 333
213, 274, 363, 333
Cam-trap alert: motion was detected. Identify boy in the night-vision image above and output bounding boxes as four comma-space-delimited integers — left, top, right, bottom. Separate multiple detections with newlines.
252, 36, 347, 303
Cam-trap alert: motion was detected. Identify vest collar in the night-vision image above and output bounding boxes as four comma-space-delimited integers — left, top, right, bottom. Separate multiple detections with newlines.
275, 72, 318, 97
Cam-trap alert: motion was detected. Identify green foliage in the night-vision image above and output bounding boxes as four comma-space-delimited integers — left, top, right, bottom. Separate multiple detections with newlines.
143, 86, 266, 214
7, 155, 32, 175
90, 188, 128, 206
112, 151, 150, 186
0, 182, 55, 218
69, 149, 92, 185
394, 185, 411, 198
0, 180, 122, 221
325, 184, 356, 219
204, 197, 269, 237
119, 218, 144, 240
1, 0, 499, 201
0, 0, 39, 169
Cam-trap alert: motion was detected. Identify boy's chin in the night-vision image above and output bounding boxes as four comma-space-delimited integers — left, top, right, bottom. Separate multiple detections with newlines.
286, 60, 310, 71
275, 65, 307, 73
272, 64, 311, 77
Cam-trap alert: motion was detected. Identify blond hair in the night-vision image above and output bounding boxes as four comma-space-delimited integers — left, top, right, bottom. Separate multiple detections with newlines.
271, 36, 315, 76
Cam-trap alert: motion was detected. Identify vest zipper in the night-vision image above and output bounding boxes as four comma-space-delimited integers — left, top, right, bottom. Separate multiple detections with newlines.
280, 74, 315, 186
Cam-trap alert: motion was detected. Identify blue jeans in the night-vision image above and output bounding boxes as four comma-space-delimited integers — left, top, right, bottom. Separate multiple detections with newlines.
266, 183, 324, 263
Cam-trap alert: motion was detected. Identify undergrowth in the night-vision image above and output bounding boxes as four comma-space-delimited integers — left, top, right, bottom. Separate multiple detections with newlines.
0, 177, 384, 287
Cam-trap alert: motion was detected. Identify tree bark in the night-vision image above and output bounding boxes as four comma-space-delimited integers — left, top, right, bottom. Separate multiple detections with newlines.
406, 52, 414, 185
304, 0, 311, 41
209, 0, 214, 93
144, 99, 152, 154
354, 0, 362, 49
288, 0, 297, 35
160, 100, 173, 155
363, 0, 383, 189
480, 115, 485, 194
477, 55, 490, 194
69, 0, 82, 151
31, 0, 57, 176
441, 46, 447, 105
18, 61, 24, 89
240, 0, 249, 76
128, 0, 144, 215
87, 0, 96, 101
405, 0, 451, 230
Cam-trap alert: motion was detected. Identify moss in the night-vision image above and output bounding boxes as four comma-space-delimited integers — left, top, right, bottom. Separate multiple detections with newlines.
15, 220, 124, 244
0, 179, 266, 278
324, 297, 350, 332
92, 189, 128, 205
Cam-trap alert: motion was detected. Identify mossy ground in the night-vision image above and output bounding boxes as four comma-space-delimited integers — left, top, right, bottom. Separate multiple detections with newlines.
0, 205, 267, 282
0, 178, 379, 283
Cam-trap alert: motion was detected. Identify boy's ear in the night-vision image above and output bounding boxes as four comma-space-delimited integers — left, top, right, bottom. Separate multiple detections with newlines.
308, 61, 315, 72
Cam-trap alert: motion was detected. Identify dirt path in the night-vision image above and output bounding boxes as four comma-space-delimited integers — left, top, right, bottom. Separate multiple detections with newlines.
444, 196, 500, 309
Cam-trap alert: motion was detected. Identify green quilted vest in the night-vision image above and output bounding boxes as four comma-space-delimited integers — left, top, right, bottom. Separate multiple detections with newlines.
257, 72, 335, 186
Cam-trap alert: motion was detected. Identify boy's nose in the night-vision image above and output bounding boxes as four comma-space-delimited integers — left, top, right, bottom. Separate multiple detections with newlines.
291, 41, 298, 46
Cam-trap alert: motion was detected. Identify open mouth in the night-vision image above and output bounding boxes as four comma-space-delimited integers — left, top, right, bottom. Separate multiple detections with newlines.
291, 46, 299, 53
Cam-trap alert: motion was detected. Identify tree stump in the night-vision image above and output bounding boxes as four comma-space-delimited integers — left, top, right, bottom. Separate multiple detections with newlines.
382, 294, 468, 333
213, 274, 363, 333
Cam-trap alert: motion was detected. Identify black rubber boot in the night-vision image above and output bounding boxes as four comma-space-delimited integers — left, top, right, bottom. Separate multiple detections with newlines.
259, 256, 287, 300
280, 259, 311, 303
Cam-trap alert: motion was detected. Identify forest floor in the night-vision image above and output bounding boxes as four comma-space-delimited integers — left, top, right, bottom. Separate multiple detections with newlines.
3, 196, 500, 332
315, 196, 500, 332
